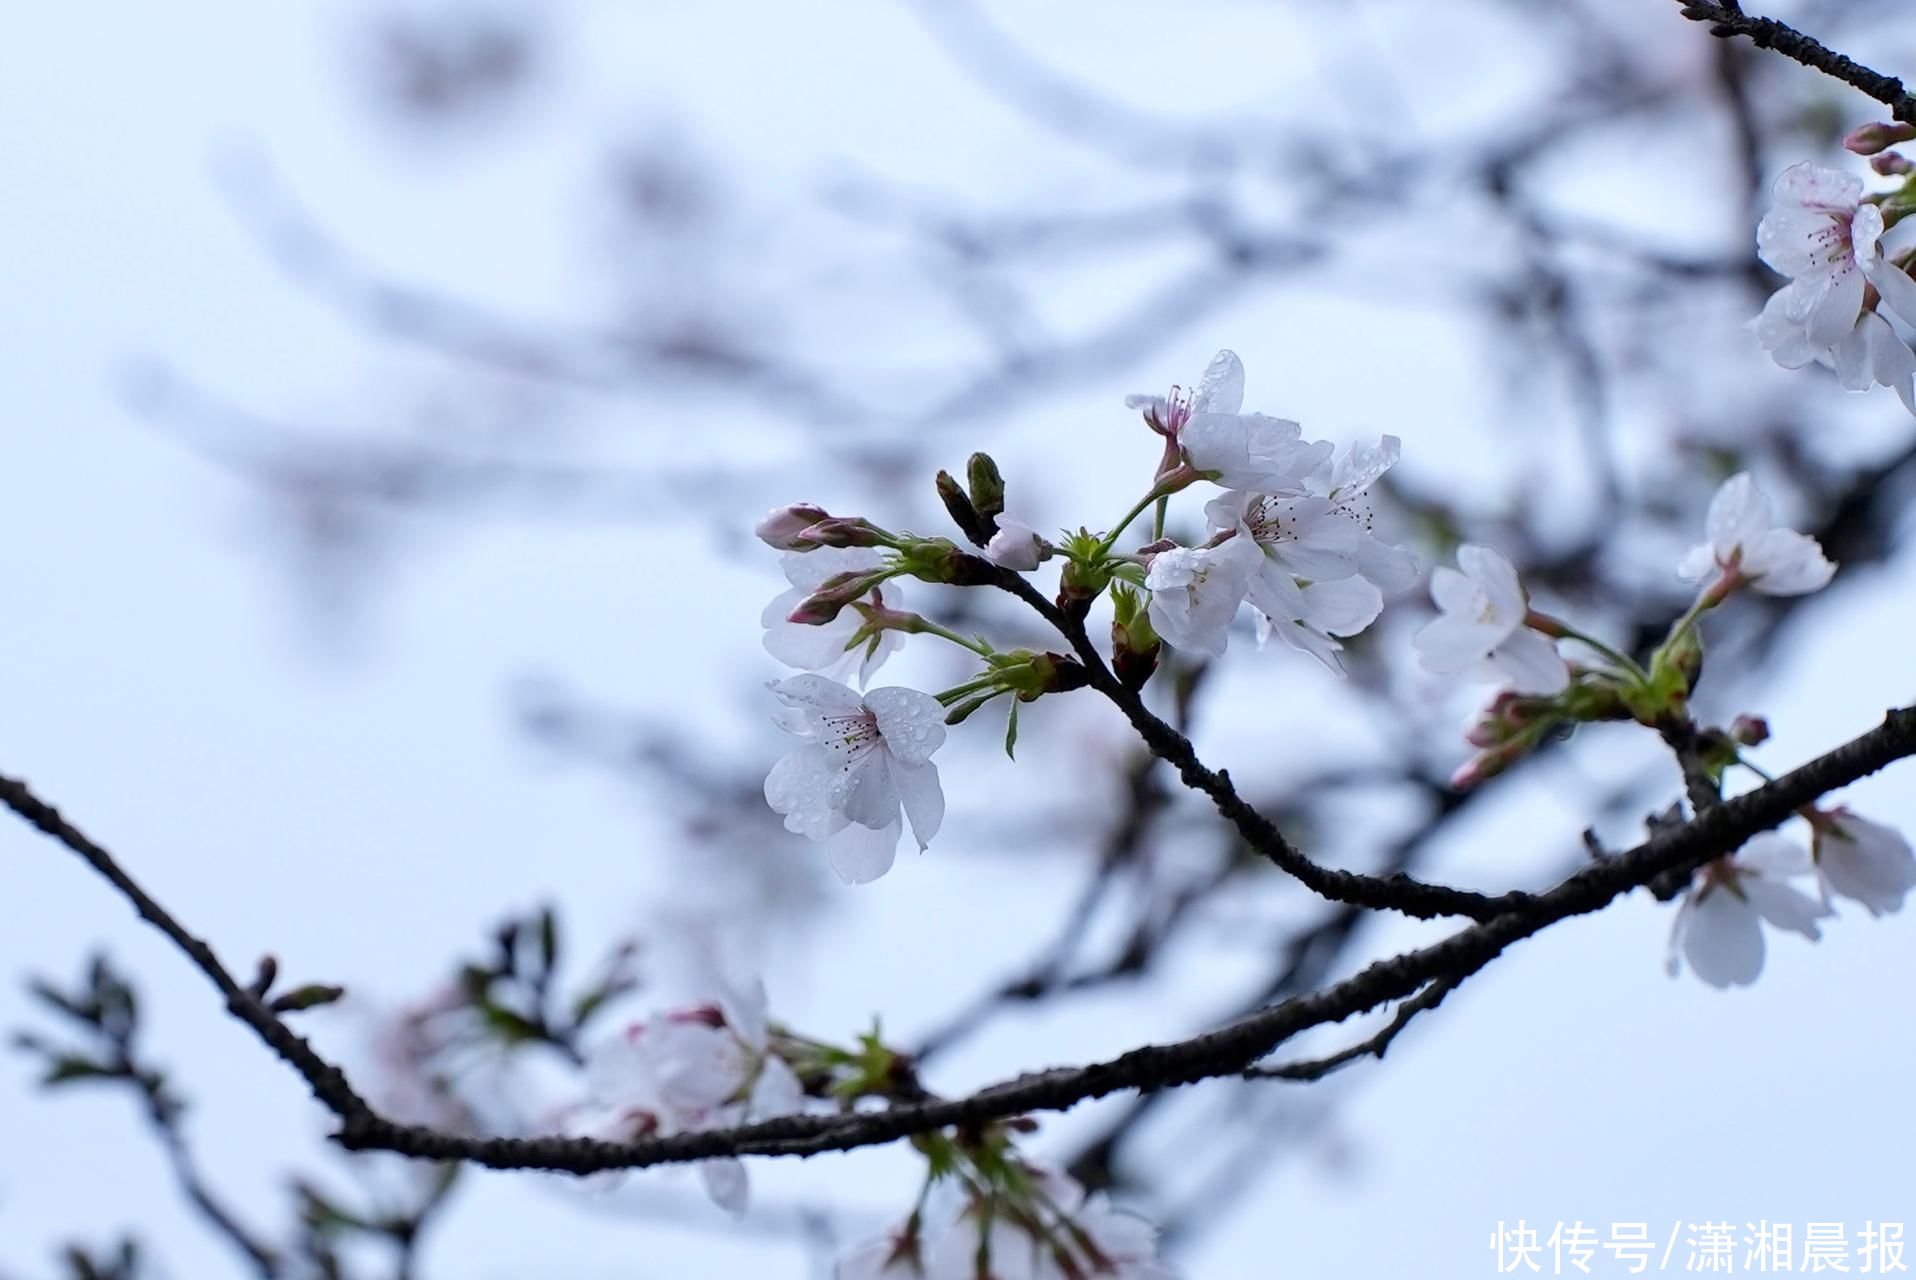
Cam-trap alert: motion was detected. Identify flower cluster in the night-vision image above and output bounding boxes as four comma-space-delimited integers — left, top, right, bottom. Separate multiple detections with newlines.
1135, 355, 1415, 671
1754, 159, 1916, 414
1669, 811, 1916, 988
572, 975, 805, 1214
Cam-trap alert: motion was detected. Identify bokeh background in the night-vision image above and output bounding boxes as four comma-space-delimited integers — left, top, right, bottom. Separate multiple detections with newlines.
4, 2, 1914, 1277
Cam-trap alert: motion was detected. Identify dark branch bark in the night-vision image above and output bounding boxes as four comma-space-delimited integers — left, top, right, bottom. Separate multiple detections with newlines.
8, 703, 1912, 1177
1675, 2, 1916, 124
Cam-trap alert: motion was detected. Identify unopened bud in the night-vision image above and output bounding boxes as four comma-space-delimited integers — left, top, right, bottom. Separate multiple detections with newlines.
269, 984, 346, 1014
791, 517, 889, 550
1845, 121, 1916, 156
755, 503, 832, 549
936, 470, 990, 545
1729, 713, 1770, 747
983, 520, 1047, 571
966, 453, 1006, 521
789, 570, 889, 625
1872, 151, 1915, 177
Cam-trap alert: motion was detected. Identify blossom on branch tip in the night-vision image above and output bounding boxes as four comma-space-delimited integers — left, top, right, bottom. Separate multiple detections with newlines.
1677, 473, 1835, 598
1667, 835, 1831, 989
1412, 545, 1568, 695
764, 547, 902, 685
1753, 162, 1916, 410
764, 675, 946, 884
1128, 350, 1332, 493
1141, 534, 1260, 658
1811, 809, 1916, 917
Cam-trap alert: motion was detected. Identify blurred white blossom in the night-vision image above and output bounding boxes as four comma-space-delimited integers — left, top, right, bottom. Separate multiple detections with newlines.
1812, 809, 1916, 917
1678, 473, 1835, 596
1667, 835, 1831, 989
1413, 545, 1568, 695
763, 547, 902, 685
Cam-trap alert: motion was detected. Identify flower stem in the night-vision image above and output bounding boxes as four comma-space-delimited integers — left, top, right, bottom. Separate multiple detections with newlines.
913, 619, 995, 658
1527, 611, 1647, 681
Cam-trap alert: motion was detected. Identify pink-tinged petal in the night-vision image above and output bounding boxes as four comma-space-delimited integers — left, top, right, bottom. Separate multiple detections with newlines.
1193, 349, 1245, 416
1756, 206, 1833, 276
864, 686, 947, 765
1490, 627, 1569, 696
1806, 259, 1866, 350
827, 819, 901, 885
1300, 575, 1382, 636
1680, 888, 1765, 988
888, 757, 944, 850
1456, 544, 1526, 619
699, 1158, 749, 1216
1770, 161, 1862, 214
1704, 473, 1770, 561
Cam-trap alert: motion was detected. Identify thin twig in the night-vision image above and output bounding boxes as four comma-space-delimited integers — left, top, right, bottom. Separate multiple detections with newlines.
1244, 979, 1456, 1082
1674, 2, 1916, 124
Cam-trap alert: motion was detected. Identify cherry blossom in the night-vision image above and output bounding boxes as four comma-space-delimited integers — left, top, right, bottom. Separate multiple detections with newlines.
1753, 161, 1916, 399
1249, 572, 1382, 675
1128, 350, 1331, 494
1412, 545, 1569, 695
1142, 535, 1261, 658
914, 1167, 1177, 1279
1811, 809, 1916, 917
577, 976, 804, 1214
763, 547, 903, 685
1667, 835, 1831, 989
1677, 472, 1835, 597
763, 675, 947, 884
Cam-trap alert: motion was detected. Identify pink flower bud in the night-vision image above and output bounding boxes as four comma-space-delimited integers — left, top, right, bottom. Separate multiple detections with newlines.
788, 570, 888, 625
791, 517, 888, 550
1844, 121, 1916, 156
1872, 152, 1915, 177
755, 503, 832, 549
1729, 713, 1770, 746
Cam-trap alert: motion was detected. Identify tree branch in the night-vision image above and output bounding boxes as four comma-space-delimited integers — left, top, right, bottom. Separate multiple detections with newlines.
8, 704, 1911, 1176
1674, 2, 1916, 124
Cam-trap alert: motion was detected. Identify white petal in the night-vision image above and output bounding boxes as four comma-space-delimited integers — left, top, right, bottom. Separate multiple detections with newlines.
1681, 888, 1765, 988
888, 756, 944, 850
1754, 285, 1820, 368
864, 687, 948, 765
1741, 876, 1829, 940
840, 752, 902, 831
1413, 613, 1506, 675
717, 976, 770, 1051
767, 674, 864, 717
827, 820, 902, 885
1676, 542, 1720, 583
1357, 536, 1419, 596
1428, 564, 1487, 617
1806, 261, 1866, 350
1738, 832, 1812, 877
749, 1054, 806, 1118
1489, 627, 1569, 695
1740, 529, 1834, 595
699, 1158, 749, 1216
763, 597, 863, 672
1299, 575, 1382, 636
1330, 434, 1400, 500
781, 546, 884, 590
1831, 316, 1875, 390
764, 746, 852, 839
1201, 489, 1255, 535
1193, 349, 1244, 416
1704, 473, 1770, 562
1455, 544, 1526, 622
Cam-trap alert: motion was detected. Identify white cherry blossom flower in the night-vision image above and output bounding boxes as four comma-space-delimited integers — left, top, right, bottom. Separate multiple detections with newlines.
919, 1167, 1177, 1280
1812, 809, 1916, 917
763, 675, 946, 884
576, 975, 805, 1214
1142, 535, 1261, 658
1677, 473, 1835, 596
1125, 349, 1244, 440
984, 518, 1047, 571
1753, 162, 1916, 396
1667, 835, 1832, 989
763, 547, 902, 685
1249, 570, 1382, 676
1412, 545, 1569, 695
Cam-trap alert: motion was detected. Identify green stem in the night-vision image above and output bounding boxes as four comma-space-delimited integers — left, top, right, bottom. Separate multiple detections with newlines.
1534, 614, 1648, 682
1151, 495, 1169, 541
914, 619, 995, 658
